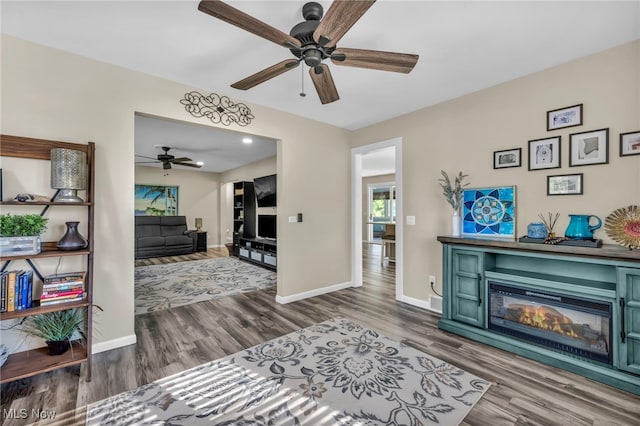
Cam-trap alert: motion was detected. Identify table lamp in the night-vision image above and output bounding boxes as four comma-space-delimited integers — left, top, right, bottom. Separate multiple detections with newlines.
50, 148, 87, 202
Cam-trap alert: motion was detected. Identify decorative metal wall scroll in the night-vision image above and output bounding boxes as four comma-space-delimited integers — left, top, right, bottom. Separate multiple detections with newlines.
180, 91, 254, 127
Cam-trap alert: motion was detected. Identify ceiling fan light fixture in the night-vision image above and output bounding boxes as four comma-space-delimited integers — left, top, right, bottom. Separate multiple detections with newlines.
303, 49, 323, 67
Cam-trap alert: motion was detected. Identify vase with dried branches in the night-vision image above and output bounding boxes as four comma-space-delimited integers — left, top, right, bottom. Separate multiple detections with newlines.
438, 171, 469, 236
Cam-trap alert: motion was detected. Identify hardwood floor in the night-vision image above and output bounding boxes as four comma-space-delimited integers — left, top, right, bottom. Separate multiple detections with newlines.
2, 245, 638, 425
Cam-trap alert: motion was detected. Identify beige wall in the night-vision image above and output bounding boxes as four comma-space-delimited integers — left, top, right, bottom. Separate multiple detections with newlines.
351, 40, 640, 301
135, 165, 221, 245
1, 35, 351, 350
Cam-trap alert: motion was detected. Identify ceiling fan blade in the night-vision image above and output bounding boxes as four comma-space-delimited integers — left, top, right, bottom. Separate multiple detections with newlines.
231, 59, 300, 90
135, 154, 158, 160
136, 161, 161, 164
331, 48, 419, 74
171, 157, 192, 163
163, 162, 171, 170
309, 64, 339, 105
173, 162, 202, 168
198, 1, 301, 49
313, 0, 376, 48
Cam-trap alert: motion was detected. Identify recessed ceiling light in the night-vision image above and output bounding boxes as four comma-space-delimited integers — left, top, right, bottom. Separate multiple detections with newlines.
242, 137, 253, 144
196, 161, 204, 166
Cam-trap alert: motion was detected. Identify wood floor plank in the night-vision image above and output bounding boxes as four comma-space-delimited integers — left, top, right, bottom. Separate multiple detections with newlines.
2, 244, 639, 425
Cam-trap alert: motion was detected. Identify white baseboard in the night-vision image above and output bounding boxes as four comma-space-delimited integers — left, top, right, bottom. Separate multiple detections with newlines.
92, 334, 137, 354
399, 294, 430, 309
276, 281, 354, 304
399, 294, 443, 314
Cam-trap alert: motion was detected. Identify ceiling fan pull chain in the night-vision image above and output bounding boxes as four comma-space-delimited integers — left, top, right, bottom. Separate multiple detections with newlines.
300, 65, 306, 97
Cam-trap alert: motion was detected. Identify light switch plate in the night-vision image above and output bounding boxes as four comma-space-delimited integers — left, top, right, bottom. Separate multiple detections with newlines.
407, 216, 416, 225
288, 216, 297, 223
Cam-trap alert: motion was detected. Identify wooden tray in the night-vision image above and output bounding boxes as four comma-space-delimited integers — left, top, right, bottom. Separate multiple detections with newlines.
519, 236, 603, 248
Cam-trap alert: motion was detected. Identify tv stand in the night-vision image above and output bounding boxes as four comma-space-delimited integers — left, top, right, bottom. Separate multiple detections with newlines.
238, 237, 276, 271
437, 236, 640, 395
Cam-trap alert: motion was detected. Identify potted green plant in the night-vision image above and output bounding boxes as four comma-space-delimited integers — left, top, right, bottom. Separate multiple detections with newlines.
20, 309, 85, 355
0, 213, 48, 256
438, 171, 469, 237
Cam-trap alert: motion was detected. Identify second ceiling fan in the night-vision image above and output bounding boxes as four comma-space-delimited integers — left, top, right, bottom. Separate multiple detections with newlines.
136, 146, 202, 170
198, 0, 419, 104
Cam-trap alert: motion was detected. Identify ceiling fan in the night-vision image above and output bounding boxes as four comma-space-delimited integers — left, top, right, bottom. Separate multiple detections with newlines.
135, 146, 202, 170
198, 0, 419, 104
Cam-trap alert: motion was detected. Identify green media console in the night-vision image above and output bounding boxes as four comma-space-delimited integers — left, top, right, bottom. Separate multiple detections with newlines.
437, 236, 640, 395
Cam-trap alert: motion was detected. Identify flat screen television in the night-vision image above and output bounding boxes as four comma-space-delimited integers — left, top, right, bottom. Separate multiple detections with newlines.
254, 174, 276, 207
258, 214, 277, 240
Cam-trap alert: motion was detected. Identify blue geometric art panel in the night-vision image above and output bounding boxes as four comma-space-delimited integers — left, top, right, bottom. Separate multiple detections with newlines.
462, 186, 516, 240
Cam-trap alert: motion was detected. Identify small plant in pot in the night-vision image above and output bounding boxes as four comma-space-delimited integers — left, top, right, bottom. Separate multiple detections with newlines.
21, 309, 85, 356
0, 213, 48, 256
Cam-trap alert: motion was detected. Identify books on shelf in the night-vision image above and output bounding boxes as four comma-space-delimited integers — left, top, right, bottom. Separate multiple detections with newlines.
0, 270, 86, 312
1, 270, 34, 312
40, 272, 85, 306
43, 271, 86, 285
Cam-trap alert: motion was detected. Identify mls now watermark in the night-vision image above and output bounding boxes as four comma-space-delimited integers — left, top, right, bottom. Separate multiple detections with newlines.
3, 408, 57, 420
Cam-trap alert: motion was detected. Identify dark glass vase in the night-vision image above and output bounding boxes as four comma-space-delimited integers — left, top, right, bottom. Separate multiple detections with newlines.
46, 339, 70, 356
57, 221, 88, 251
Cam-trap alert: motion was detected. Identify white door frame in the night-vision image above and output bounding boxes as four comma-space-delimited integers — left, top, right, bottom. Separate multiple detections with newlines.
351, 138, 403, 300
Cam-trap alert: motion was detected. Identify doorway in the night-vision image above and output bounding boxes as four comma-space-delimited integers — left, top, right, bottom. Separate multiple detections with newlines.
366, 182, 396, 242
351, 138, 402, 300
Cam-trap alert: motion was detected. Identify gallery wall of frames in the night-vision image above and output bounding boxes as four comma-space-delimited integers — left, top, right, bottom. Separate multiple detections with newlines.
491, 103, 639, 196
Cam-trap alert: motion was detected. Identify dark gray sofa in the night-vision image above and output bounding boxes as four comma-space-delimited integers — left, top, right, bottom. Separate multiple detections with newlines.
135, 216, 197, 259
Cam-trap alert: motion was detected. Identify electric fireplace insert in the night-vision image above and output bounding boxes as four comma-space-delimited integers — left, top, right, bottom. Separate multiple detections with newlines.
488, 281, 612, 364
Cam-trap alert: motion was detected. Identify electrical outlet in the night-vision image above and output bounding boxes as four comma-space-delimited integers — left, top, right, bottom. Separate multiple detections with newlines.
429, 275, 436, 287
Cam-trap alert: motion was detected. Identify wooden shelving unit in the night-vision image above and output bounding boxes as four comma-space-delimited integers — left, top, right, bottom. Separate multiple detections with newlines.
1, 342, 87, 382
0, 134, 95, 384
232, 181, 255, 256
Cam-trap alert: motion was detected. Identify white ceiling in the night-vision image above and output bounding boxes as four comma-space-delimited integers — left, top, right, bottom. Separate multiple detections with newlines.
2, 1, 639, 173
362, 146, 395, 177
134, 114, 277, 173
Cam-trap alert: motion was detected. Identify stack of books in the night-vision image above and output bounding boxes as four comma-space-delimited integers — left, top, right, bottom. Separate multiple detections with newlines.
1, 270, 34, 312
40, 272, 85, 306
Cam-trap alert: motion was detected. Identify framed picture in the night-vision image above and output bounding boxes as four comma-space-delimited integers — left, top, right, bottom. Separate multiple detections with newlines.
547, 173, 583, 196
620, 131, 640, 157
528, 136, 561, 170
135, 184, 179, 216
569, 128, 608, 167
462, 186, 516, 240
547, 104, 582, 131
493, 148, 521, 169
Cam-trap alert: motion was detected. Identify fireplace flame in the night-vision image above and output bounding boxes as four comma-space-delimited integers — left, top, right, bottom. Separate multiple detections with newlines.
508, 305, 578, 338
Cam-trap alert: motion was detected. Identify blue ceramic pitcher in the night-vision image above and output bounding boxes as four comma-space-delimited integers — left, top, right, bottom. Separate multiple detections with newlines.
564, 214, 602, 240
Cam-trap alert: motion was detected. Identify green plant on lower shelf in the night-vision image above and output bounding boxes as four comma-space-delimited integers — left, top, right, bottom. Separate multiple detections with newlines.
0, 213, 48, 237
21, 309, 85, 342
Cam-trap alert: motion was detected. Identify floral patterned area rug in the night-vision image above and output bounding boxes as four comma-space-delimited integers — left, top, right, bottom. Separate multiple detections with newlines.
134, 257, 276, 315
87, 317, 491, 425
